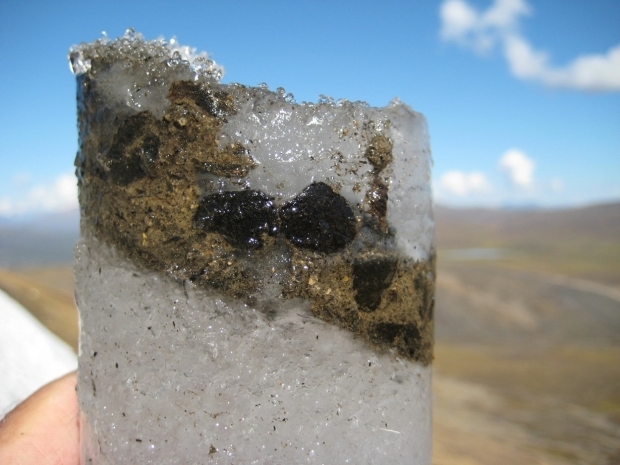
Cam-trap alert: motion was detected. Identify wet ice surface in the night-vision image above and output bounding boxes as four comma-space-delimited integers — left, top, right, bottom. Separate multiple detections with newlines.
75, 237, 432, 464
71, 31, 434, 464
217, 88, 433, 262
69, 29, 224, 117
70, 30, 433, 262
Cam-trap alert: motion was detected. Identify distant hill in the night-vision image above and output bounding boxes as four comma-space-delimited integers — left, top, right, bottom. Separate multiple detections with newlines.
435, 202, 620, 284
435, 202, 620, 248
0, 209, 79, 267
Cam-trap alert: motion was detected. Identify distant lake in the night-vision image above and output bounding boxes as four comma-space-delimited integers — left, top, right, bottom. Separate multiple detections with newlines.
441, 248, 512, 261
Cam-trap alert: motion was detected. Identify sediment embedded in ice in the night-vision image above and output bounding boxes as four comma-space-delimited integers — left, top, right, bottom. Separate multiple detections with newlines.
74, 236, 432, 464
71, 31, 435, 464
72, 31, 434, 362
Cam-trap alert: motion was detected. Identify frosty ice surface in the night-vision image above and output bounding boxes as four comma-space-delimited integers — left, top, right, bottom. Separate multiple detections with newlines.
71, 30, 434, 464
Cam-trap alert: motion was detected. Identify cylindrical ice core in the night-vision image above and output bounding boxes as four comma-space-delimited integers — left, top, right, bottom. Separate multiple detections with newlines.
71, 30, 435, 465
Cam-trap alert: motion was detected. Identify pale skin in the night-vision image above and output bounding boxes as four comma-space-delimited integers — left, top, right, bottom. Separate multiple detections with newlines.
0, 373, 80, 465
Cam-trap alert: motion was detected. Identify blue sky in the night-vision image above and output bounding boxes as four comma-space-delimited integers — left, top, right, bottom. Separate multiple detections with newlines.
0, 0, 618, 217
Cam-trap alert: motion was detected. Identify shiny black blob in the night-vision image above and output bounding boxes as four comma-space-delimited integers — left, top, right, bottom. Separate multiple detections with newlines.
372, 323, 421, 358
106, 112, 160, 185
279, 182, 356, 254
194, 190, 278, 249
353, 256, 398, 312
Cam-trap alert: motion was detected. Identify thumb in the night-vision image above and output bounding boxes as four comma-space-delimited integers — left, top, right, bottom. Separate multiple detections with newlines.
0, 372, 79, 465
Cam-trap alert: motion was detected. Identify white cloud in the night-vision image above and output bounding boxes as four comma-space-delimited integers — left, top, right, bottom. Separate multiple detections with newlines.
499, 148, 534, 188
0, 173, 78, 217
440, 0, 479, 43
502, 35, 547, 78
440, 0, 620, 91
504, 37, 620, 91
440, 0, 530, 53
482, 0, 530, 28
439, 170, 491, 196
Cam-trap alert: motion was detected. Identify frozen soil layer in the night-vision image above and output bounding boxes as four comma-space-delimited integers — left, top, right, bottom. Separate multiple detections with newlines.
72, 32, 434, 362
75, 237, 432, 465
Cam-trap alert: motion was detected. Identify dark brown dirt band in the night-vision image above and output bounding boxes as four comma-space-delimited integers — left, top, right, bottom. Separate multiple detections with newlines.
76, 78, 434, 364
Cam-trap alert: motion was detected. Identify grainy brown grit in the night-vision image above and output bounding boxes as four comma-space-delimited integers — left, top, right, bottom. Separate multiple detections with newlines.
76, 78, 434, 364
